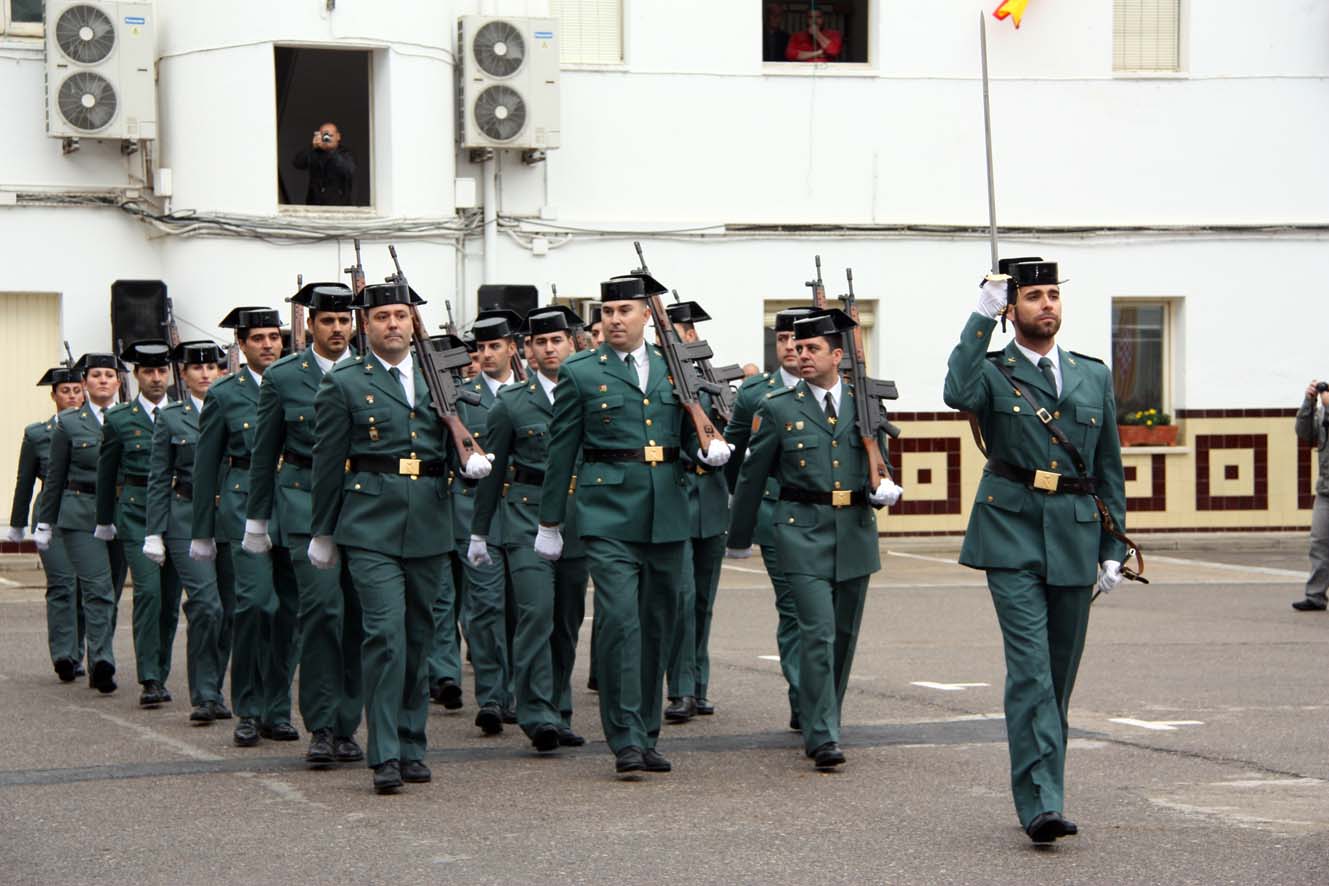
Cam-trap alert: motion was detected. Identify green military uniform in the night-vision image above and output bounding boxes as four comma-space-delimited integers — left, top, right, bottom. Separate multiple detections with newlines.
943, 293, 1126, 831
145, 396, 227, 709
10, 412, 85, 674
248, 344, 363, 741
729, 376, 889, 756
98, 395, 182, 692
724, 368, 803, 724
193, 368, 299, 729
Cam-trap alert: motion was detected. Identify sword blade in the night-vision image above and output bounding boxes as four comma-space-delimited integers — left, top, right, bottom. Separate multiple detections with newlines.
980, 12, 999, 274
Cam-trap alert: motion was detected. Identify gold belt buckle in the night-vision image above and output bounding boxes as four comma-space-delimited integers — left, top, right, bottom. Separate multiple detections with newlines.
831, 490, 852, 507
643, 445, 665, 464
398, 457, 422, 477
1032, 469, 1060, 492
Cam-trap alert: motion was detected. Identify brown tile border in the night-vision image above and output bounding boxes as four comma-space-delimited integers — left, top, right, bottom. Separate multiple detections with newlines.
1176, 408, 1297, 419
1195, 434, 1268, 511
888, 437, 962, 516
879, 525, 1311, 538
1127, 454, 1168, 512
0, 541, 36, 554
891, 412, 970, 423
1298, 444, 1315, 510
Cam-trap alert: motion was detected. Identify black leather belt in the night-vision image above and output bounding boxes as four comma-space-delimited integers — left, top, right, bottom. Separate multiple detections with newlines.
281, 450, 312, 469
123, 473, 148, 487
987, 458, 1097, 495
350, 455, 448, 477
779, 486, 865, 507
229, 455, 251, 470
65, 480, 96, 495
510, 465, 546, 486
173, 479, 193, 499
583, 447, 679, 464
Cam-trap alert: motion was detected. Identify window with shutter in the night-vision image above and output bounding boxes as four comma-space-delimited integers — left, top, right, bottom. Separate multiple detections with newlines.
1113, 0, 1181, 73
549, 0, 624, 65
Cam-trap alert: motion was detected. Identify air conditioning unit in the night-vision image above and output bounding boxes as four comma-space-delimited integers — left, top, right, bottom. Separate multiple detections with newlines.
458, 16, 560, 151
45, 1, 157, 140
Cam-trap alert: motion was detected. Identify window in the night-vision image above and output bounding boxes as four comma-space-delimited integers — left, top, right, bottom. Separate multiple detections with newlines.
275, 47, 372, 208
550, 0, 623, 65
761, 1, 871, 65
1111, 300, 1171, 420
1113, 0, 1181, 72
3, 0, 44, 37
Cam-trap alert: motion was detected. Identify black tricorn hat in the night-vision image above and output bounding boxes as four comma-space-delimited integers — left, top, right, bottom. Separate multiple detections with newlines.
774, 306, 817, 333
74, 353, 128, 373
219, 306, 284, 330
793, 308, 857, 341
666, 300, 710, 325
355, 282, 425, 310
173, 340, 227, 365
37, 366, 81, 386
627, 270, 668, 295
524, 305, 583, 337
460, 333, 478, 354
997, 256, 1043, 277
587, 303, 602, 327
427, 333, 469, 351
292, 281, 355, 312
473, 309, 524, 342
1012, 261, 1067, 287
601, 276, 647, 302
120, 339, 173, 367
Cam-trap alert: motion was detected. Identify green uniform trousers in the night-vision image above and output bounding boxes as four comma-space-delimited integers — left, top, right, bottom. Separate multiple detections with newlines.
428, 552, 466, 687
164, 537, 226, 706
61, 530, 126, 669
346, 547, 444, 767
761, 542, 801, 720
288, 532, 363, 737
124, 543, 183, 686
216, 541, 236, 679
40, 535, 85, 666
506, 545, 587, 736
986, 569, 1092, 828
229, 545, 299, 724
461, 543, 514, 708
667, 534, 727, 700
788, 572, 869, 754
586, 537, 683, 754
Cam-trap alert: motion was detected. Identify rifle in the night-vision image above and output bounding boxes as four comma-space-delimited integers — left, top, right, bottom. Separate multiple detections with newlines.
62, 341, 75, 371
838, 269, 902, 497
443, 299, 459, 336
225, 342, 239, 375
290, 273, 307, 354
114, 336, 130, 402
631, 242, 726, 450
551, 283, 584, 352
386, 245, 487, 463
669, 288, 742, 424
805, 255, 829, 309
344, 239, 368, 354
162, 294, 185, 401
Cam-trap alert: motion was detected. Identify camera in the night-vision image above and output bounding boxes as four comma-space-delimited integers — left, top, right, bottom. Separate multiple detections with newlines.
1317, 382, 1329, 394
320, 132, 333, 144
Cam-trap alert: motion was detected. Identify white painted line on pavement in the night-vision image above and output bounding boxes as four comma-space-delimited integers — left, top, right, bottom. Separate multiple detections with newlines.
911, 681, 991, 691
1148, 554, 1306, 579
721, 563, 767, 575
758, 655, 781, 662
65, 704, 224, 762
887, 550, 960, 566
1109, 717, 1204, 731
0, 576, 19, 588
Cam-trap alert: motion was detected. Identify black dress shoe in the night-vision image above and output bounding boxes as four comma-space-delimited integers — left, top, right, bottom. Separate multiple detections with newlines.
615, 746, 645, 774
160, 687, 172, 702
642, 748, 672, 773
73, 662, 86, 678
531, 723, 561, 753
789, 713, 801, 732
1026, 811, 1074, 844
306, 729, 335, 768
90, 661, 116, 694
664, 696, 697, 723
813, 742, 846, 770
475, 703, 503, 735
695, 697, 715, 716
401, 759, 431, 783
189, 704, 215, 723
501, 703, 518, 725
234, 717, 260, 747
54, 659, 77, 683
139, 680, 165, 708
373, 760, 403, 794
334, 736, 365, 763
208, 700, 233, 720
557, 725, 586, 747
431, 678, 464, 710
260, 721, 299, 741
587, 674, 599, 692
1292, 598, 1327, 612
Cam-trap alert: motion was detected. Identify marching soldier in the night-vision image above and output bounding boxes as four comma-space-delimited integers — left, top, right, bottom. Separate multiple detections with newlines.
472, 306, 589, 752
245, 283, 365, 768
943, 260, 1128, 844
723, 307, 815, 731
727, 310, 902, 771
663, 300, 730, 723
536, 274, 732, 777
35, 354, 130, 694
96, 341, 182, 708
310, 281, 492, 794
8, 366, 86, 682
191, 307, 299, 747
142, 341, 231, 723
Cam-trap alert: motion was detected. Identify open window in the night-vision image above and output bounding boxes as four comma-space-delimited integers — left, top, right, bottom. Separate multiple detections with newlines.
3, 0, 44, 37
275, 47, 372, 208
760, 1, 871, 66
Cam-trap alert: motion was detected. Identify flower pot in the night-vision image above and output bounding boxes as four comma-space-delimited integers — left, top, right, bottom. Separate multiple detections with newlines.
1117, 424, 1180, 447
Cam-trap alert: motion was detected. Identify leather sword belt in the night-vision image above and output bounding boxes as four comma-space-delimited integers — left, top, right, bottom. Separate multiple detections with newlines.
510, 465, 546, 486
583, 447, 679, 465
173, 479, 193, 499
987, 458, 1097, 495
65, 480, 96, 495
122, 473, 149, 487
779, 486, 865, 508
280, 450, 312, 469
228, 455, 251, 470
350, 455, 448, 477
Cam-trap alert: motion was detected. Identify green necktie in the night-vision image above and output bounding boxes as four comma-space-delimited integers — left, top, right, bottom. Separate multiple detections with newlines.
389, 366, 407, 396
1037, 356, 1058, 396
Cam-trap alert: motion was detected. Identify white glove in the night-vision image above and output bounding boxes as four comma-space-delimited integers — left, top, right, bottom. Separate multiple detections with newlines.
241, 519, 272, 555
309, 534, 339, 570
6, 526, 24, 544
467, 535, 493, 566
94, 523, 117, 542
724, 546, 753, 560
1096, 560, 1123, 595
697, 439, 735, 467
534, 524, 563, 561
142, 534, 166, 566
33, 523, 52, 552
189, 538, 217, 562
976, 276, 1009, 320
869, 478, 904, 507
462, 452, 495, 480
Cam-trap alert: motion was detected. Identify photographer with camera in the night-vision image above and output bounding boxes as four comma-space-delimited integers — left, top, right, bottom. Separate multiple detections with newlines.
292, 122, 356, 207
1293, 379, 1329, 611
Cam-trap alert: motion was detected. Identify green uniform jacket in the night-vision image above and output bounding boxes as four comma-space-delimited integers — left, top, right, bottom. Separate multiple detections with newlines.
96, 399, 162, 541
539, 343, 702, 544
725, 372, 793, 547
729, 381, 887, 582
247, 348, 341, 544
311, 353, 456, 558
38, 407, 105, 531
10, 416, 56, 530
943, 312, 1127, 587
146, 400, 205, 541
451, 377, 505, 545
193, 371, 264, 544
472, 378, 584, 557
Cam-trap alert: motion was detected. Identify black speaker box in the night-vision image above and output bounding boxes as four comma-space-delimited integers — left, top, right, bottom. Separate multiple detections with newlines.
110, 280, 168, 351
477, 284, 538, 319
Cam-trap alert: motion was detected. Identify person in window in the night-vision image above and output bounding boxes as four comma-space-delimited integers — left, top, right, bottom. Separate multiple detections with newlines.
293, 122, 356, 207
763, 3, 791, 62
786, 8, 842, 62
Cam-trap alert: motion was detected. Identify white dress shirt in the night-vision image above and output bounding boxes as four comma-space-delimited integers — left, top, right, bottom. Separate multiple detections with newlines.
804, 377, 843, 417
373, 350, 415, 404
611, 340, 649, 391
138, 393, 166, 422
312, 347, 353, 375
536, 371, 558, 405
190, 394, 205, 414
482, 369, 515, 398
778, 367, 801, 389
247, 367, 264, 388
90, 401, 111, 425
1013, 341, 1062, 397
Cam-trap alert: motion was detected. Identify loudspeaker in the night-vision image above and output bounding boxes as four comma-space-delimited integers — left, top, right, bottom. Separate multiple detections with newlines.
477, 284, 538, 319
110, 280, 168, 352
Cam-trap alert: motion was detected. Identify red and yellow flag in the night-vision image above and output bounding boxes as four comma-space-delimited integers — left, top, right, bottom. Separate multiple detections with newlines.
992, 0, 1029, 29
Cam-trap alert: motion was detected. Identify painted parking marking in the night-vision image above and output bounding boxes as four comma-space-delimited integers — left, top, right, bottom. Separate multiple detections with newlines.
886, 551, 960, 566
1109, 717, 1204, 731
911, 681, 990, 691
758, 655, 781, 662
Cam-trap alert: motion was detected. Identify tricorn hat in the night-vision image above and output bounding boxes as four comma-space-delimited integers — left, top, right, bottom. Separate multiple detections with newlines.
354, 282, 425, 310
292, 281, 355, 313
627, 270, 668, 296
665, 300, 711, 325
1012, 261, 1067, 287
774, 306, 817, 333
473, 309, 524, 342
37, 366, 81, 386
460, 333, 478, 354
587, 303, 603, 327
793, 308, 857, 341
173, 340, 227, 365
74, 353, 128, 373
601, 276, 647, 303
997, 256, 1043, 277
524, 305, 583, 337
219, 306, 284, 330
120, 339, 173, 368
